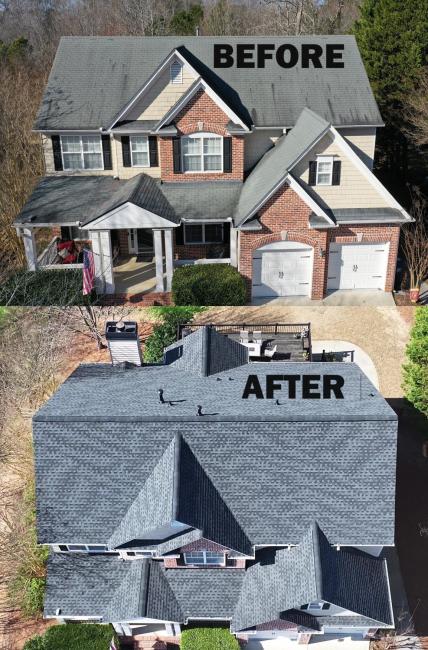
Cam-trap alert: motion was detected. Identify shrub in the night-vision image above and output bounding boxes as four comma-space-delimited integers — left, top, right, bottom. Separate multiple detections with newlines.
172, 264, 246, 306
403, 307, 428, 418
144, 306, 205, 363
181, 627, 240, 650
0, 269, 94, 305
23, 623, 119, 650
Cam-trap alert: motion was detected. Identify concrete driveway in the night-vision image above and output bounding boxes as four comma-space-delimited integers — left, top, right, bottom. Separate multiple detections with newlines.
251, 290, 395, 307
245, 637, 370, 650
195, 306, 414, 398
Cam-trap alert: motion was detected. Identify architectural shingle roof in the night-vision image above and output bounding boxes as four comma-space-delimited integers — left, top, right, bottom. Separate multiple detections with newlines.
44, 524, 394, 630
34, 36, 382, 131
234, 108, 330, 226
14, 175, 242, 227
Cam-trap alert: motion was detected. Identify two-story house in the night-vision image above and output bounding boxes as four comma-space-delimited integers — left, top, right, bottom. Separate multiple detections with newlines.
15, 36, 411, 301
33, 325, 397, 646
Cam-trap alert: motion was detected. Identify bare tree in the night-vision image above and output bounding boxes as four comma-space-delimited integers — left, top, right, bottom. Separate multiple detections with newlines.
402, 189, 428, 299
405, 71, 428, 148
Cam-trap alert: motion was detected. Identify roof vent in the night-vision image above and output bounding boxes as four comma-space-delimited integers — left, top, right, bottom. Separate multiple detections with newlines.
105, 321, 142, 367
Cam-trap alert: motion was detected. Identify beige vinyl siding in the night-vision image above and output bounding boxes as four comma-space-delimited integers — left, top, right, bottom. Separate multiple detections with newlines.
113, 135, 160, 179
127, 62, 196, 122
244, 129, 282, 172
294, 132, 389, 209
338, 127, 377, 170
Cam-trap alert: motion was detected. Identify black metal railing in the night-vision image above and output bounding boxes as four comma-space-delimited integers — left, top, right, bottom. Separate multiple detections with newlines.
177, 322, 312, 361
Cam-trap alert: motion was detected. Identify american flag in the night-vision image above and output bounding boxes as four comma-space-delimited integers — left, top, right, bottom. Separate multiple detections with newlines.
82, 248, 95, 295
109, 639, 118, 650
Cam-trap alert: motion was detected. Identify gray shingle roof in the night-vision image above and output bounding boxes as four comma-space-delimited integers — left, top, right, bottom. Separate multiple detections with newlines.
234, 108, 330, 226
232, 523, 393, 632
164, 326, 248, 376
34, 36, 382, 131
15, 174, 241, 227
44, 525, 393, 630
14, 174, 178, 227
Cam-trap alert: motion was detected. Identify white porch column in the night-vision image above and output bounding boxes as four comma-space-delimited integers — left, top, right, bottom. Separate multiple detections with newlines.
230, 226, 238, 267
89, 230, 115, 294
22, 228, 38, 271
164, 229, 174, 291
153, 229, 165, 292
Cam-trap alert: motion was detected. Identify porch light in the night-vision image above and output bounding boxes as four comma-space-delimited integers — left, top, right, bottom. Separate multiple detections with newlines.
320, 248, 326, 258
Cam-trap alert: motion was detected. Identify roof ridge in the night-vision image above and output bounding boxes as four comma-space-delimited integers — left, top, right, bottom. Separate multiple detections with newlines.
311, 522, 324, 600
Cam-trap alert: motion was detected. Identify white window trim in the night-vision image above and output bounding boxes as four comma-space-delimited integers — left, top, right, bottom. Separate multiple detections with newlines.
170, 60, 183, 84
130, 135, 150, 168
184, 223, 224, 245
60, 544, 109, 553
315, 155, 334, 186
60, 134, 104, 171
181, 132, 223, 174
183, 551, 226, 566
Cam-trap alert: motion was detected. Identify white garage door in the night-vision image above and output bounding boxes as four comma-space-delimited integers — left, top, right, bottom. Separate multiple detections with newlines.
327, 243, 389, 291
252, 242, 313, 298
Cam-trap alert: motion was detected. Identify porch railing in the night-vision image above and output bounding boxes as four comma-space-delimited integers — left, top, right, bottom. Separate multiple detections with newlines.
37, 236, 84, 270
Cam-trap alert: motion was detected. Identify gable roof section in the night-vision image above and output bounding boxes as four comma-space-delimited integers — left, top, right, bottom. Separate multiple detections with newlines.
232, 523, 394, 632
234, 108, 333, 227
164, 326, 249, 377
108, 431, 251, 555
34, 36, 382, 131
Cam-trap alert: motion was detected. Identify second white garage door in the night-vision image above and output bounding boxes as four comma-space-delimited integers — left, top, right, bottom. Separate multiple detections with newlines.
252, 241, 313, 298
327, 243, 389, 291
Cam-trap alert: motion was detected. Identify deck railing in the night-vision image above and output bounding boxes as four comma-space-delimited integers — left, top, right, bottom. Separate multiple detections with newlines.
177, 322, 312, 360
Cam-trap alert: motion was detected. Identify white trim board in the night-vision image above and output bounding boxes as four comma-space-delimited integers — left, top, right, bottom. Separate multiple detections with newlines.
154, 76, 249, 133
85, 201, 179, 230
107, 49, 198, 130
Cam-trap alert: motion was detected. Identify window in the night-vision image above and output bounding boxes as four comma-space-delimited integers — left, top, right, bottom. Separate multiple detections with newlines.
130, 135, 149, 167
184, 223, 224, 244
65, 544, 108, 553
316, 156, 334, 185
170, 61, 183, 84
184, 551, 225, 565
301, 602, 330, 611
126, 551, 153, 558
182, 133, 223, 172
61, 135, 103, 170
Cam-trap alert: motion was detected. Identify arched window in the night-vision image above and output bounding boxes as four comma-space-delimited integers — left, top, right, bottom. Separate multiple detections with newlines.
181, 132, 223, 172
170, 60, 183, 84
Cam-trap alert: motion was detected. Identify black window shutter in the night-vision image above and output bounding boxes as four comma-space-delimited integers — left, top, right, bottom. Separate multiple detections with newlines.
223, 137, 232, 173
173, 138, 182, 173
308, 160, 317, 186
332, 160, 341, 185
101, 134, 112, 170
222, 221, 230, 243
149, 136, 158, 167
175, 224, 184, 245
51, 135, 63, 171
122, 136, 131, 167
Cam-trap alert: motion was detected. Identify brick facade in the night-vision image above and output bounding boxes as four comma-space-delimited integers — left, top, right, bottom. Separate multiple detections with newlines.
239, 183, 400, 300
159, 89, 244, 182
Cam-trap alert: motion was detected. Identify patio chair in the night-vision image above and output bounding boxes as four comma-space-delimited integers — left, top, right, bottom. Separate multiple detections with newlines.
240, 330, 250, 343
253, 330, 262, 345
264, 344, 277, 359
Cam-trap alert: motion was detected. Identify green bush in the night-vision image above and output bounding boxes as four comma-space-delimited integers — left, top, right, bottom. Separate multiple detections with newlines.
144, 306, 205, 363
181, 627, 240, 650
403, 307, 428, 418
0, 269, 95, 306
23, 623, 119, 650
172, 264, 246, 306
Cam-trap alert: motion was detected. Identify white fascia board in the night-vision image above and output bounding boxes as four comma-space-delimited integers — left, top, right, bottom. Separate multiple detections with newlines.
107, 49, 197, 131
85, 201, 179, 230
287, 173, 335, 225
330, 125, 412, 221
252, 123, 384, 130
33, 128, 102, 134
154, 77, 249, 133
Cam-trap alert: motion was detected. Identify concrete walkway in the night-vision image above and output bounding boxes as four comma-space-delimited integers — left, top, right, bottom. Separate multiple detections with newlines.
245, 637, 370, 650
252, 290, 395, 306
311, 340, 379, 388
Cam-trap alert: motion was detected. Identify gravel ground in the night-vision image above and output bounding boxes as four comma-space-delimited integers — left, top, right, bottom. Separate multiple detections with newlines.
194, 306, 415, 398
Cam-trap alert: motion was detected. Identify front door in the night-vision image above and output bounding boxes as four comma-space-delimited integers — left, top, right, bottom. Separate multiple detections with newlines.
128, 229, 154, 254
